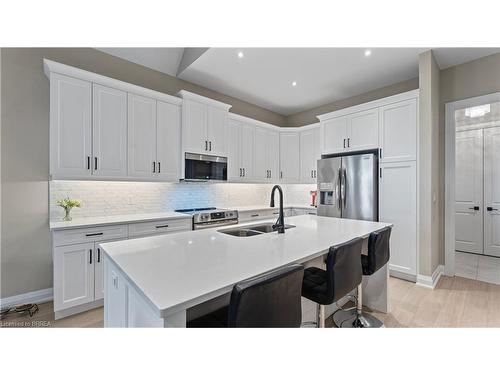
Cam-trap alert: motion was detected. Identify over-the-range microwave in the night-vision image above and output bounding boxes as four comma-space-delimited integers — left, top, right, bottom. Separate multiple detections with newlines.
184, 153, 227, 182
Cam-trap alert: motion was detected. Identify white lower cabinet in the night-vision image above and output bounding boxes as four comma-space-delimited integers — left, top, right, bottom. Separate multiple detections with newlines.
52, 218, 191, 318
379, 161, 417, 278
53, 243, 95, 311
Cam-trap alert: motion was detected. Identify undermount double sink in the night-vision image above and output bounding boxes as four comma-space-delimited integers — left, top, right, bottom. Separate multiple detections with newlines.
218, 222, 295, 237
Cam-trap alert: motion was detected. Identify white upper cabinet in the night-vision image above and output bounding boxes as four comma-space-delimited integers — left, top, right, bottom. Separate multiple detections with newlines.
320, 109, 378, 155
227, 119, 254, 181
50, 73, 92, 177
254, 126, 280, 182
347, 108, 379, 151
321, 116, 348, 155
92, 84, 127, 177
280, 131, 300, 183
379, 99, 417, 162
156, 100, 181, 181
300, 126, 320, 183
128, 94, 157, 178
179, 91, 231, 157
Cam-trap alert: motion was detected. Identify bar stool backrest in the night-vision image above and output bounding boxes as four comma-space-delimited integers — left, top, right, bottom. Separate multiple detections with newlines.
365, 227, 392, 275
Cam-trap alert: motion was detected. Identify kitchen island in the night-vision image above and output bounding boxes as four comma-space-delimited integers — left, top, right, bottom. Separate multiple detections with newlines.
101, 215, 391, 327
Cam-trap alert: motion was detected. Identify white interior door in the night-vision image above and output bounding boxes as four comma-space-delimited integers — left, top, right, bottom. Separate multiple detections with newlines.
484, 127, 500, 257
50, 73, 92, 177
92, 84, 127, 177
128, 94, 156, 178
455, 129, 484, 254
156, 101, 181, 181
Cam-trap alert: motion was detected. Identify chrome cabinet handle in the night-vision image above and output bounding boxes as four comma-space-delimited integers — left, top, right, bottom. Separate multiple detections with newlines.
239, 168, 242, 177
152, 161, 156, 173
158, 162, 161, 174
97, 248, 101, 263
155, 224, 169, 228
94, 157, 98, 170
209, 141, 212, 151
311, 170, 313, 178
205, 140, 208, 151
343, 139, 346, 148
89, 249, 92, 264
347, 138, 350, 148
85, 232, 103, 237
314, 170, 316, 178
243, 168, 245, 177
87, 156, 91, 170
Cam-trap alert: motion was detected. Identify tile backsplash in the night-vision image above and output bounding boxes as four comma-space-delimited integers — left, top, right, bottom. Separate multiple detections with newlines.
50, 180, 316, 221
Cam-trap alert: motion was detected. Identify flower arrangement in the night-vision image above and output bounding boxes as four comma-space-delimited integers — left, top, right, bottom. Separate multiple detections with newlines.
57, 197, 82, 221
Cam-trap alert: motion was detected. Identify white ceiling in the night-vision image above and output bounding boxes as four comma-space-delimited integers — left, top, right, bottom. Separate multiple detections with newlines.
97, 47, 500, 116
97, 48, 185, 76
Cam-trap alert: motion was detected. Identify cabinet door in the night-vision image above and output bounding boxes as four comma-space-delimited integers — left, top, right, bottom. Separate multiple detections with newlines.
455, 129, 483, 254
280, 132, 300, 183
300, 129, 315, 183
50, 73, 92, 177
92, 84, 127, 177
94, 238, 127, 301
183, 99, 207, 154
254, 127, 269, 182
156, 101, 181, 181
484, 127, 500, 257
207, 106, 227, 156
379, 99, 417, 162
313, 127, 321, 181
268, 130, 280, 182
227, 120, 241, 181
53, 243, 95, 311
348, 108, 379, 151
128, 94, 157, 178
379, 161, 417, 277
239, 123, 254, 181
321, 116, 348, 155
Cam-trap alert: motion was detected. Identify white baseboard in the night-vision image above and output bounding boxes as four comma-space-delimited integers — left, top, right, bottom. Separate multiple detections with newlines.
416, 265, 444, 289
0, 288, 53, 309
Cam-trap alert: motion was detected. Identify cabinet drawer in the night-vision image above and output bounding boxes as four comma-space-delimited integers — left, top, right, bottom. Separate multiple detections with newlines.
239, 209, 280, 222
53, 225, 128, 247
128, 218, 191, 238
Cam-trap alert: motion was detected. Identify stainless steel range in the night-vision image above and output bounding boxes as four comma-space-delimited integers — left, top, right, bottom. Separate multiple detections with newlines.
175, 207, 239, 230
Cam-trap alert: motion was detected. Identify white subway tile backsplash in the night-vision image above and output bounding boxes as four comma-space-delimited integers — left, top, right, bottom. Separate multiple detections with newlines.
49, 180, 316, 221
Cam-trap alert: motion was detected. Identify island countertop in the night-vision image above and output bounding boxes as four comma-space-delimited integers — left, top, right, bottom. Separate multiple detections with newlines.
101, 215, 391, 318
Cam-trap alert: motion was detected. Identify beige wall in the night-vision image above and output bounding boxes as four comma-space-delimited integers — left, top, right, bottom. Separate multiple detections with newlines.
286, 78, 419, 127
418, 50, 441, 277
0, 48, 287, 299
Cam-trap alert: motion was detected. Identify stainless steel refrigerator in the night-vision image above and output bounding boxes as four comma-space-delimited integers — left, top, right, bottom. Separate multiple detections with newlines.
317, 153, 378, 221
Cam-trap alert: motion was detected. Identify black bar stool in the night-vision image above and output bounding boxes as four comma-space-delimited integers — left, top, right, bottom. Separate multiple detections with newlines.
301, 237, 363, 328
187, 264, 304, 328
333, 226, 391, 328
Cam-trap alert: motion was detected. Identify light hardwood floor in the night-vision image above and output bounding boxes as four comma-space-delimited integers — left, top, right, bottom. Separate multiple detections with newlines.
2, 276, 500, 328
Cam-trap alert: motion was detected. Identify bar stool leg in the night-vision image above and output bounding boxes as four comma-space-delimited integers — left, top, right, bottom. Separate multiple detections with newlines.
317, 304, 325, 328
333, 284, 384, 328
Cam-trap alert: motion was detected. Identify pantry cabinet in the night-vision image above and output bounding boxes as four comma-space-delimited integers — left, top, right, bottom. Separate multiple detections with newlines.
300, 125, 321, 183
179, 91, 232, 157
279, 131, 301, 183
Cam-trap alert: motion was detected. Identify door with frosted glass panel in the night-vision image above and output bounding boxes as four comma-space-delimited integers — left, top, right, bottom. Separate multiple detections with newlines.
455, 129, 483, 254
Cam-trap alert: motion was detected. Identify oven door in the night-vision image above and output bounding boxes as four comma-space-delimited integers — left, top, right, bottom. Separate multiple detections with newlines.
184, 153, 227, 181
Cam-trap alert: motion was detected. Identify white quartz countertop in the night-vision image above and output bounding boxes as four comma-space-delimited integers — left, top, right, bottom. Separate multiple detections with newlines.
49, 211, 191, 230
101, 215, 391, 317
223, 204, 316, 211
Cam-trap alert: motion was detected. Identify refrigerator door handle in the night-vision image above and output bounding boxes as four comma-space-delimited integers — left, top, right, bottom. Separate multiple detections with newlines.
337, 167, 342, 209
343, 167, 347, 210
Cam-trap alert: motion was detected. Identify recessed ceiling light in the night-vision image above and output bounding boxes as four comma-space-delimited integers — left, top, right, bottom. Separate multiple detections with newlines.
292, 81, 297, 86
237, 51, 244, 58
364, 49, 372, 57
